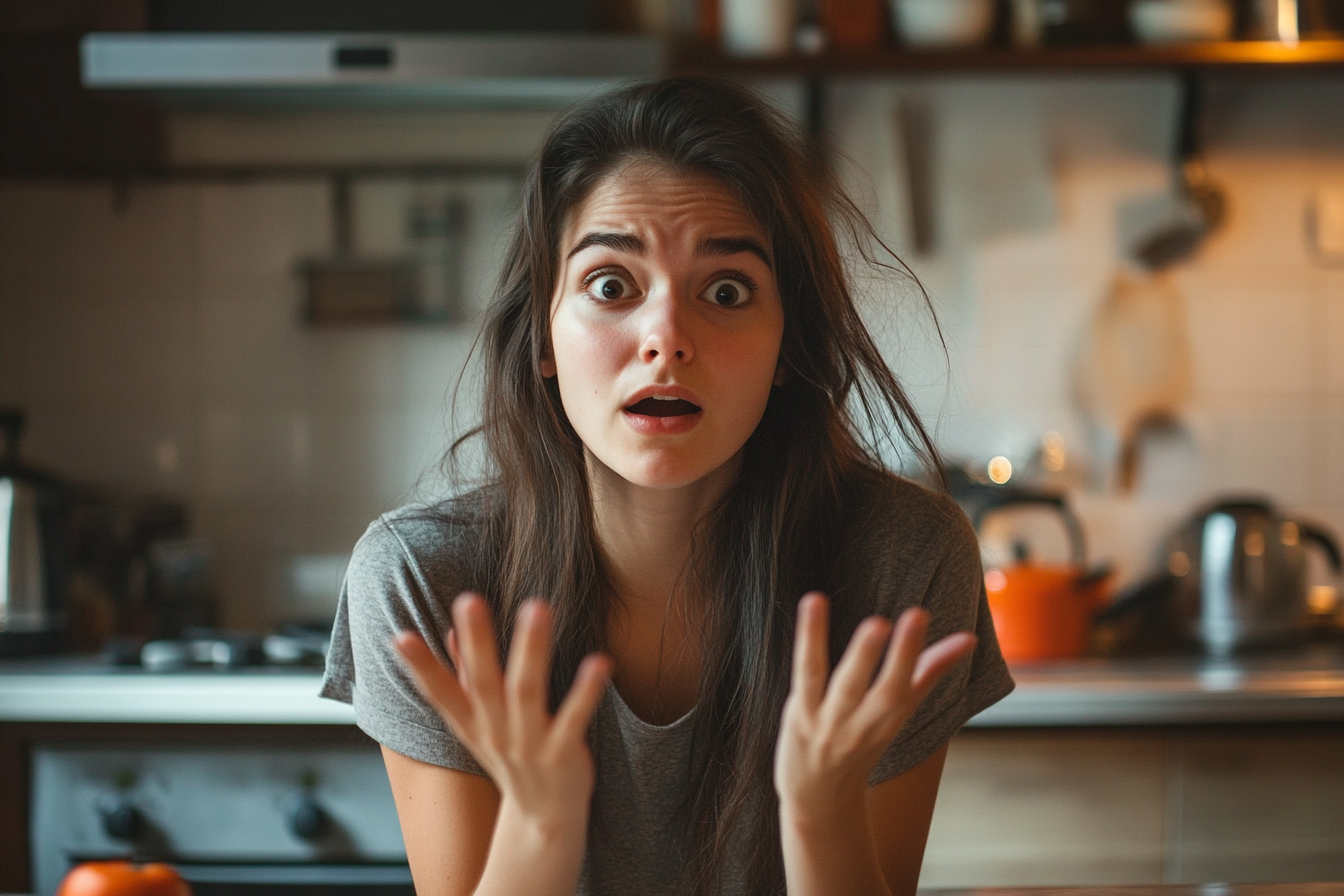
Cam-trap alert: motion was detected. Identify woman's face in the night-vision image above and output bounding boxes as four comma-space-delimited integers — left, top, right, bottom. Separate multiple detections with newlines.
543, 162, 785, 491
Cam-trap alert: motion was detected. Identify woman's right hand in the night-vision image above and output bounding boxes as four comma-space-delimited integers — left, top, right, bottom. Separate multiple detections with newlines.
394, 594, 612, 834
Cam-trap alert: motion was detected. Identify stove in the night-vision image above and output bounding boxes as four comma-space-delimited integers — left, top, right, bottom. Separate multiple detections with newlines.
10, 632, 414, 896
31, 740, 411, 895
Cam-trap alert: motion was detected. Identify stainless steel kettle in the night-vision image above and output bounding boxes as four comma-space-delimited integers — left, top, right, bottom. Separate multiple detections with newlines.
0, 410, 68, 657
1165, 498, 1341, 656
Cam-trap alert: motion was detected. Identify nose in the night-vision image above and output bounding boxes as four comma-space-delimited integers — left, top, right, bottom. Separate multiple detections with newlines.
638, 290, 694, 366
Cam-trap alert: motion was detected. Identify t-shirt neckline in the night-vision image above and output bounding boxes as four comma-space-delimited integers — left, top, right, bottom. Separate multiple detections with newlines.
606, 680, 698, 732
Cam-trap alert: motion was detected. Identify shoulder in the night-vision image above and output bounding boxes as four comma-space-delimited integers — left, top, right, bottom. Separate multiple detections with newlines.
842, 471, 978, 567
831, 470, 982, 623
349, 489, 496, 584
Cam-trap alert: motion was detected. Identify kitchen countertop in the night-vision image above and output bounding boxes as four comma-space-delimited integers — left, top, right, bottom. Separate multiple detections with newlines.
970, 641, 1344, 727
2, 644, 1344, 726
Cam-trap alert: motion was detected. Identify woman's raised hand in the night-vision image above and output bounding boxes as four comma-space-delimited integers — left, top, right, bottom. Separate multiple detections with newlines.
394, 594, 612, 830
774, 593, 976, 816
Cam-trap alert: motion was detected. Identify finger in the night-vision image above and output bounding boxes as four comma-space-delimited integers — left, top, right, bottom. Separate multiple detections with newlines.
452, 593, 505, 709
909, 633, 977, 704
822, 614, 893, 716
447, 628, 462, 672
854, 608, 931, 734
394, 631, 472, 729
791, 593, 830, 710
550, 653, 612, 747
505, 599, 554, 744
876, 607, 930, 701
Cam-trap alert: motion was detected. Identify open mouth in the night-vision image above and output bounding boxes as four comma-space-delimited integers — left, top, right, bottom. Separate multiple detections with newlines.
625, 397, 702, 417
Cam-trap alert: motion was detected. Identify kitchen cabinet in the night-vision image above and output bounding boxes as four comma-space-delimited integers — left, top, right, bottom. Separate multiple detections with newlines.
922, 725, 1344, 888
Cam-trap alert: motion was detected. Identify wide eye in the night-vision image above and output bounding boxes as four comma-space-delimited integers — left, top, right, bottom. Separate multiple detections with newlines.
588, 273, 636, 301
702, 278, 751, 308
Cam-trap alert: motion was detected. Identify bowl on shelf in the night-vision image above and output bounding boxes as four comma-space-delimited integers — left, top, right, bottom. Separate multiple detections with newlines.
891, 0, 997, 49
1129, 0, 1234, 44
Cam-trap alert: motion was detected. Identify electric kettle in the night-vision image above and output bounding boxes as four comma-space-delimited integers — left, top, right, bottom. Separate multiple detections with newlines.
0, 410, 69, 657
1165, 497, 1342, 657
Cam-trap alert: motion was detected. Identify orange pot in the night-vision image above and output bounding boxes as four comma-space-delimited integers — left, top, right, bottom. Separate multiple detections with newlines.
57, 862, 191, 896
985, 564, 1112, 663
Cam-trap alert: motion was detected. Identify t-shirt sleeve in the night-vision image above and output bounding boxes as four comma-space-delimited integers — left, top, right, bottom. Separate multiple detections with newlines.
319, 516, 488, 778
867, 493, 1014, 786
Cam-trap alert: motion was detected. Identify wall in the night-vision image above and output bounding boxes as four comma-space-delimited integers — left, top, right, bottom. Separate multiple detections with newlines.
1, 76, 1342, 629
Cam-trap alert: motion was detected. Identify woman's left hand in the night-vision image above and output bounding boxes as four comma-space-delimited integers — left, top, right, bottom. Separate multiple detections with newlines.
773, 593, 977, 819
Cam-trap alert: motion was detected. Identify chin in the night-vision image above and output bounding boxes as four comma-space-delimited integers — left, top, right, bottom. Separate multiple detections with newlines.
616, 450, 740, 492
621, 463, 713, 491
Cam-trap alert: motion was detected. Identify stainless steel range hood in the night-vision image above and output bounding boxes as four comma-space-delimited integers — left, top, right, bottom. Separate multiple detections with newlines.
81, 33, 664, 107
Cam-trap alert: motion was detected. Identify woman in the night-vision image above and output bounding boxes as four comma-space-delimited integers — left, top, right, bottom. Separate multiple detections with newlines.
320, 76, 1013, 896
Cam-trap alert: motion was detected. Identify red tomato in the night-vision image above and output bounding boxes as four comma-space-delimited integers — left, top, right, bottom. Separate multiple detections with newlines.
57, 862, 192, 896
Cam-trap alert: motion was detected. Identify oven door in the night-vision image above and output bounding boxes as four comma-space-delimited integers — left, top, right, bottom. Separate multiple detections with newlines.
33, 744, 410, 896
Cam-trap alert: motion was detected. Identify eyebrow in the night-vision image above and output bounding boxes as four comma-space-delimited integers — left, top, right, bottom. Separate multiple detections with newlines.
564, 231, 773, 268
566, 232, 644, 259
699, 236, 772, 268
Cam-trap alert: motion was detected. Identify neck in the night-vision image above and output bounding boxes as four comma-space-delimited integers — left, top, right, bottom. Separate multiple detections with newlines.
586, 451, 740, 614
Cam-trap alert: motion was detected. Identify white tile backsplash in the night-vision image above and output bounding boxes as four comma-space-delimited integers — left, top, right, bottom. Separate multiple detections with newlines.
1204, 396, 1316, 507
3, 75, 1344, 625
1324, 271, 1344, 394
1181, 266, 1317, 397
197, 182, 330, 278
168, 110, 556, 167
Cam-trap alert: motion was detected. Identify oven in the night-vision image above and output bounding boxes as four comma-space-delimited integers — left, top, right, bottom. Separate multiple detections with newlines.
30, 740, 412, 896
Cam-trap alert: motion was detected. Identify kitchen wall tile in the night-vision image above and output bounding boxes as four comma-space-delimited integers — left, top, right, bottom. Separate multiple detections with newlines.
194, 499, 378, 628
1321, 399, 1344, 506
198, 183, 329, 279
1181, 267, 1316, 398
1202, 397, 1315, 508
1323, 270, 1344, 394
16, 283, 200, 405
966, 264, 1108, 403
301, 407, 452, 508
197, 285, 310, 407
197, 408, 311, 501
168, 110, 556, 167
24, 406, 197, 494
1195, 156, 1318, 271
0, 184, 200, 302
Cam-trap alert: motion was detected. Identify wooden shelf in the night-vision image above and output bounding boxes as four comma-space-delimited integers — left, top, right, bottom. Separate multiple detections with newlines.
672, 39, 1344, 77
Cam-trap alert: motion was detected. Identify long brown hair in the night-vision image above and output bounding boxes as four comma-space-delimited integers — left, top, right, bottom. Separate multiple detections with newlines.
449, 76, 943, 896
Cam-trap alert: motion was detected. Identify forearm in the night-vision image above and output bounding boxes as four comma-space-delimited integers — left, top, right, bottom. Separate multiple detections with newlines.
473, 799, 589, 896
779, 789, 894, 896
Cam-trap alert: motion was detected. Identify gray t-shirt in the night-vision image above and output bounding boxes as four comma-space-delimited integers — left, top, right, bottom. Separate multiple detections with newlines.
320, 475, 1014, 895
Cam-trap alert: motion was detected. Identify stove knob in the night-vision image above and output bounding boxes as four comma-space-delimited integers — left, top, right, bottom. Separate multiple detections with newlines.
289, 796, 329, 841
101, 802, 144, 841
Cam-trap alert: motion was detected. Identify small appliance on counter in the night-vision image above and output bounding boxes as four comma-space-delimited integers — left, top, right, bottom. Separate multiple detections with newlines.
0, 409, 70, 659
949, 467, 1113, 663
1097, 496, 1343, 657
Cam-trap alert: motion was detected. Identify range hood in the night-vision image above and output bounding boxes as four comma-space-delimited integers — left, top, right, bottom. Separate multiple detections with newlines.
81, 33, 665, 106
